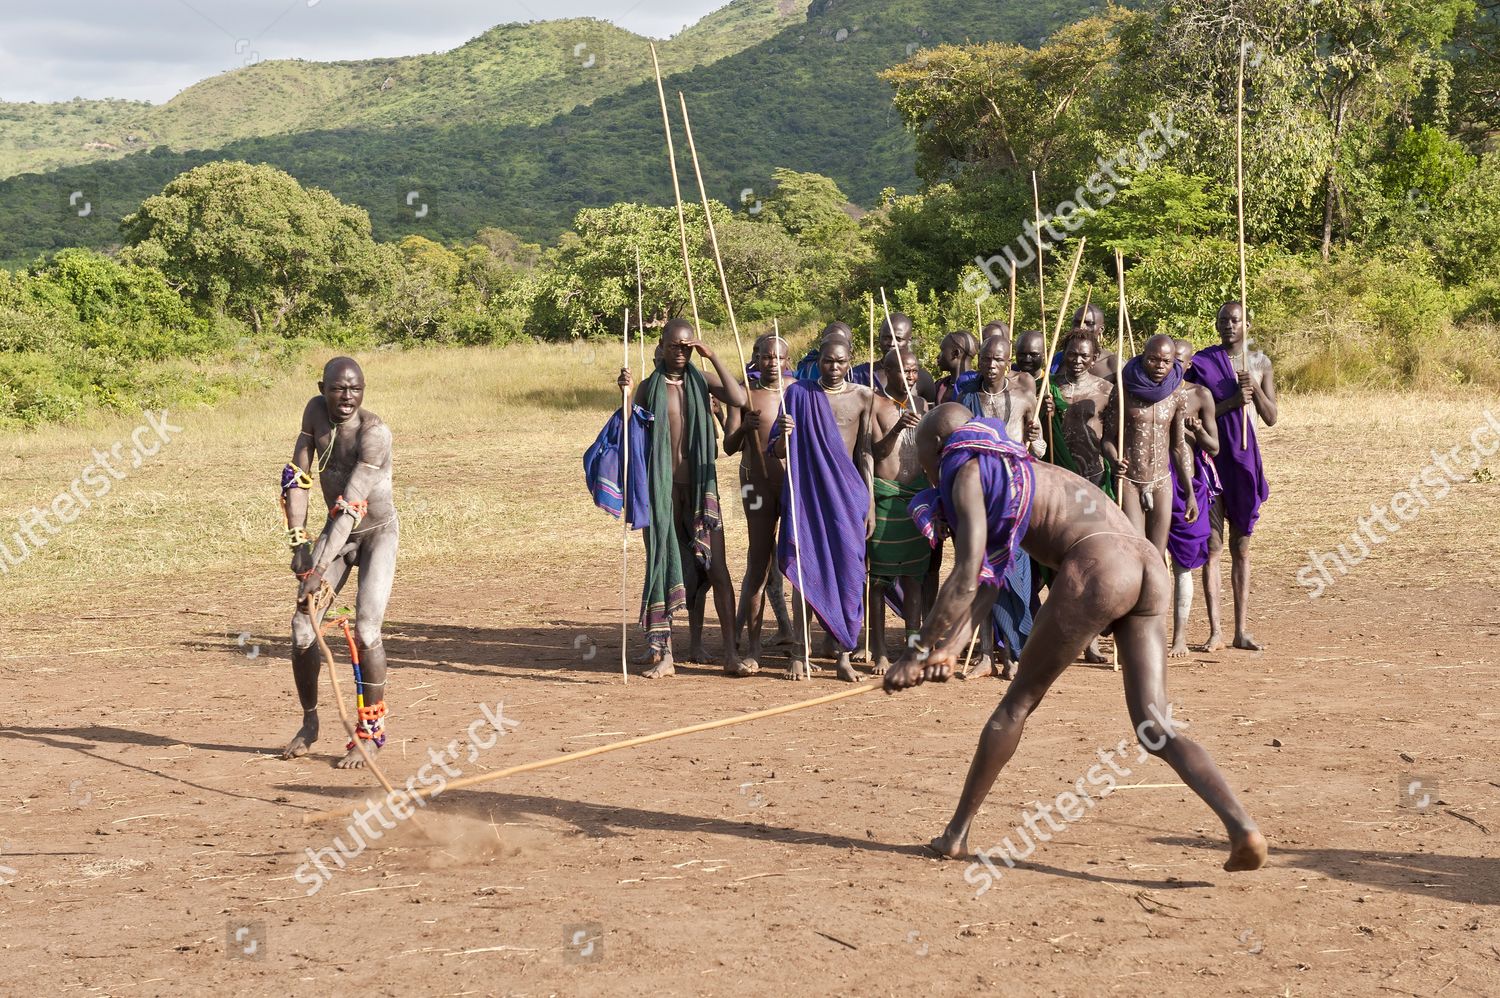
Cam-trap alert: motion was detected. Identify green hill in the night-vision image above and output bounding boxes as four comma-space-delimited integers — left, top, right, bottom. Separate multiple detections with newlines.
0, 0, 801, 180
0, 0, 1092, 263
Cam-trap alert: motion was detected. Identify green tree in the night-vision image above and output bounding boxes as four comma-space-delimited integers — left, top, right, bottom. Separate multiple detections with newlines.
120, 161, 385, 333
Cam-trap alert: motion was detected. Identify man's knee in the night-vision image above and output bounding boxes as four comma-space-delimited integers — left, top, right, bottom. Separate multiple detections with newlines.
292, 613, 317, 651
355, 620, 384, 650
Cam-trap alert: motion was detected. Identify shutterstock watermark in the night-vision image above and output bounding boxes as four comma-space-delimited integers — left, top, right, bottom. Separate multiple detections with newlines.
1297, 410, 1500, 599
963, 112, 1189, 304
293, 701, 520, 896
964, 703, 1190, 897
0, 410, 182, 575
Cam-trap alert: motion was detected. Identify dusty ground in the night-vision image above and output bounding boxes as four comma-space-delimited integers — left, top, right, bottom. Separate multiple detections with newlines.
0, 347, 1496, 996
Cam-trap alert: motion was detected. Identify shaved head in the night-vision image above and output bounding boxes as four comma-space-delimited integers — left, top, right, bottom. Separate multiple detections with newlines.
321, 356, 363, 384
915, 402, 974, 483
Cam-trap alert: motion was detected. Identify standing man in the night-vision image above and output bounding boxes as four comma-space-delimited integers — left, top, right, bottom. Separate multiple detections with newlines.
868, 346, 930, 672
723, 334, 793, 673
883, 405, 1267, 877
774, 338, 875, 681
934, 331, 980, 405
1166, 339, 1222, 656
851, 312, 939, 404
281, 357, 400, 769
1188, 303, 1277, 651
616, 320, 749, 677
1103, 335, 1197, 555
959, 336, 1044, 678
1012, 330, 1046, 381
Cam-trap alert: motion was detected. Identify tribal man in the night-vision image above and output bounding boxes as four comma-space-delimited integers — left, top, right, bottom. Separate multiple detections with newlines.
1167, 339, 1222, 656
281, 357, 400, 769
1187, 303, 1277, 651
616, 320, 749, 677
868, 346, 930, 672
773, 338, 875, 681
1103, 334, 1197, 554
851, 312, 939, 404
882, 405, 1267, 877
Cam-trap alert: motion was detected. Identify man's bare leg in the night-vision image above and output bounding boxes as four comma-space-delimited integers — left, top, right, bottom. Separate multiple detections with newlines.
869, 580, 891, 675
283, 544, 356, 759
1115, 610, 1266, 870
706, 527, 748, 675
336, 525, 399, 770
786, 598, 813, 681
1144, 488, 1173, 556
765, 565, 794, 646
736, 500, 780, 673
1201, 501, 1226, 652
1228, 526, 1262, 650
1169, 561, 1194, 657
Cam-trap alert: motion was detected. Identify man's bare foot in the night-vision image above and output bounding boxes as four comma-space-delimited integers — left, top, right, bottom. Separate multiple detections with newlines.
1083, 640, 1109, 665
635, 647, 663, 666
786, 657, 813, 681
870, 655, 892, 676
998, 658, 1015, 681
850, 646, 871, 664
642, 655, 676, 679
927, 827, 969, 860
1224, 828, 1268, 871
1168, 637, 1190, 659
335, 740, 380, 770
686, 644, 709, 664
1200, 630, 1224, 653
726, 656, 757, 677
1232, 632, 1265, 651
960, 653, 994, 681
834, 651, 859, 683
280, 716, 318, 759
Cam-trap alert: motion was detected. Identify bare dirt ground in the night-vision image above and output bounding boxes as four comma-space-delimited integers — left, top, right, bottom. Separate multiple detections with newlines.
1, 348, 1497, 996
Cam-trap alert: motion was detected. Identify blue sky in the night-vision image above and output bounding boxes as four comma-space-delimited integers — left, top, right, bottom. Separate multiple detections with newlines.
2, 0, 726, 104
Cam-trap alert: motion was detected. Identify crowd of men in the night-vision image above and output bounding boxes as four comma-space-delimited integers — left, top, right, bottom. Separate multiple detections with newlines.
590, 302, 1277, 685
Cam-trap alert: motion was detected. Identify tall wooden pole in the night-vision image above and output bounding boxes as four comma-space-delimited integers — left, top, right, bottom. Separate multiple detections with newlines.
620, 308, 632, 684
1032, 171, 1047, 338
878, 288, 918, 413
649, 44, 701, 334
864, 295, 876, 665
1007, 262, 1017, 335
1035, 237, 1087, 443
304, 682, 883, 825
1236, 39, 1251, 441
635, 247, 646, 377
1113, 251, 1128, 673
777, 317, 812, 677
678, 91, 747, 374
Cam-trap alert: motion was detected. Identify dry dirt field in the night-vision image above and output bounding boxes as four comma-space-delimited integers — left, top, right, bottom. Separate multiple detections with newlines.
0, 345, 1496, 996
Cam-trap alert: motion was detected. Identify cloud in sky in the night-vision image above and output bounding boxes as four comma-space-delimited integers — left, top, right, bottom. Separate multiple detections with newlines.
0, 0, 725, 104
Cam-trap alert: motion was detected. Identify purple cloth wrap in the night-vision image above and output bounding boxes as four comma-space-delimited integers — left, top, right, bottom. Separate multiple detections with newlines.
1185, 346, 1269, 535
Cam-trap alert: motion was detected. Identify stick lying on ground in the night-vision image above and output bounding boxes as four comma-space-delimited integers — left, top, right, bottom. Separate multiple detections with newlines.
303, 681, 882, 826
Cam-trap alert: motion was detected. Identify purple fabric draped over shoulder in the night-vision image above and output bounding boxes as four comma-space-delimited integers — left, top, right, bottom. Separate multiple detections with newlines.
770, 382, 868, 650
1186, 346, 1269, 535
908, 417, 1035, 594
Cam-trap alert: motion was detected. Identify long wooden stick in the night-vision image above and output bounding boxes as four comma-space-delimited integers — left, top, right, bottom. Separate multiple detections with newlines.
678, 92, 746, 374
635, 247, 646, 378
1114, 250, 1127, 673
864, 295, 876, 664
649, 44, 700, 334
1032, 171, 1047, 337
304, 682, 883, 825
678, 91, 763, 479
1035, 237, 1087, 437
777, 317, 813, 677
1236, 38, 1250, 441
621, 308, 631, 685
307, 588, 433, 835
1007, 262, 1017, 335
878, 288, 918, 412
